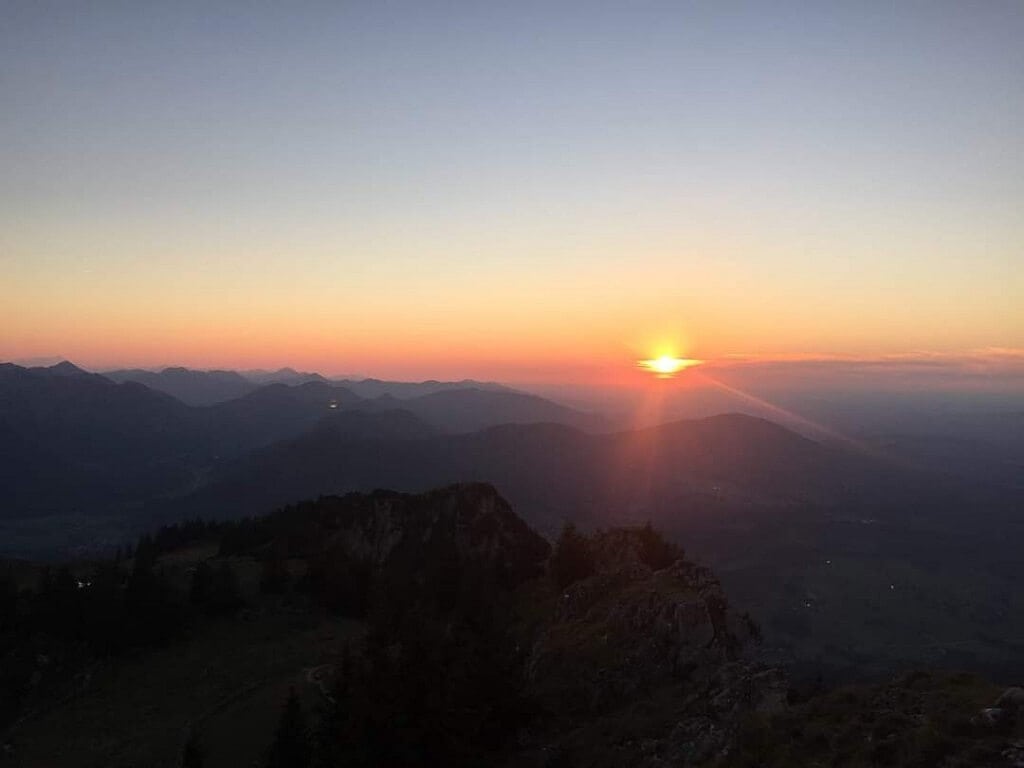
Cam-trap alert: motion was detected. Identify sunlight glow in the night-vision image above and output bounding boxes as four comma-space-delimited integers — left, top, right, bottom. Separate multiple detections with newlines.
638, 356, 703, 377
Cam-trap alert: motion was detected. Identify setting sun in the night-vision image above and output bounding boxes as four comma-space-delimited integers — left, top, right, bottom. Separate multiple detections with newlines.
638, 355, 703, 377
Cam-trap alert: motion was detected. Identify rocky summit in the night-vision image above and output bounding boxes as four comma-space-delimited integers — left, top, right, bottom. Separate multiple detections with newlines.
512, 526, 786, 767
308, 483, 552, 585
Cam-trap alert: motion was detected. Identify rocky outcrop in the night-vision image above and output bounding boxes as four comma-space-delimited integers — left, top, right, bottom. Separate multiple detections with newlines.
515, 527, 785, 766
999, 687, 1024, 712
240, 488, 787, 765
268, 489, 786, 765
976, 686, 1024, 730
314, 483, 552, 586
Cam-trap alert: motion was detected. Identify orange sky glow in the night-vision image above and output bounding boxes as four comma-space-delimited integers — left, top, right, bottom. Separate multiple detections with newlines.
2, 4, 1021, 392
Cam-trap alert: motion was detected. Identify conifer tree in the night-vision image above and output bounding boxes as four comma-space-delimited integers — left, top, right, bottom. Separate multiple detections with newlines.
182, 727, 204, 768
551, 522, 594, 589
267, 688, 310, 768
189, 562, 214, 606
260, 540, 291, 594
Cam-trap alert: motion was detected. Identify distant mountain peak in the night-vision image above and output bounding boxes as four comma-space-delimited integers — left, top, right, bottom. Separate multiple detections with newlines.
45, 361, 88, 377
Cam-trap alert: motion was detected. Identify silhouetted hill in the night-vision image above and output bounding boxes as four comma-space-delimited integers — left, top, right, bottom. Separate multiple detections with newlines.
205, 381, 365, 450
0, 362, 215, 515
356, 386, 606, 433
0, 366, 432, 522
0, 423, 107, 516
204, 381, 601, 449
41, 360, 92, 378
240, 369, 518, 398
100, 365, 540, 411
311, 408, 441, 442
240, 367, 329, 386
165, 413, 862, 527
333, 376, 517, 399
201, 410, 441, 499
103, 367, 256, 405
0, 363, 608, 527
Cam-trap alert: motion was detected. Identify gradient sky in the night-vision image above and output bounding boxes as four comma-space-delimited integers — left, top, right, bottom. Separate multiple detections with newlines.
2, 1, 1022, 384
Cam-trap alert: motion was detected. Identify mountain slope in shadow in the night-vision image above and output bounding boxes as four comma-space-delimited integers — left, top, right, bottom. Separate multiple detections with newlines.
0, 362, 607, 523
164, 412, 874, 530
103, 367, 256, 406
354, 386, 606, 433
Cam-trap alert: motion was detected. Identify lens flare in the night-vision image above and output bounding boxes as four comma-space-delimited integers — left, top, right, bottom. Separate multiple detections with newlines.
638, 355, 703, 377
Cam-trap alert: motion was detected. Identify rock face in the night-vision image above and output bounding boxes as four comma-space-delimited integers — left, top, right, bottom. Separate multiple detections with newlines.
307, 483, 552, 587
298, 488, 785, 765
516, 528, 785, 767
999, 688, 1024, 712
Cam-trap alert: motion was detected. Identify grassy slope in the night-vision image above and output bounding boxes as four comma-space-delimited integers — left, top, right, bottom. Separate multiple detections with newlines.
720, 670, 1022, 768
6, 548, 363, 768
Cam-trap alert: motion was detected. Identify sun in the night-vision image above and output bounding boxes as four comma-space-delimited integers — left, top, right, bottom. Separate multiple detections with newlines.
638, 355, 702, 377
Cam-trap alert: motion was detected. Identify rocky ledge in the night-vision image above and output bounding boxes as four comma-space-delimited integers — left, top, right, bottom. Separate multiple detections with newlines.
513, 526, 785, 767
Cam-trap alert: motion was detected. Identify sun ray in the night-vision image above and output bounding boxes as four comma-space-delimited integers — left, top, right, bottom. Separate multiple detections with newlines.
691, 372, 871, 450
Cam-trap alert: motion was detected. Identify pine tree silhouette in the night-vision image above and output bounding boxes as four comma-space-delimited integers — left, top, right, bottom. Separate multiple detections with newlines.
267, 687, 310, 768
181, 727, 204, 768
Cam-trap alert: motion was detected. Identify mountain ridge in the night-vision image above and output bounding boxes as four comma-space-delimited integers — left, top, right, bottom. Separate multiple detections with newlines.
97, 362, 522, 405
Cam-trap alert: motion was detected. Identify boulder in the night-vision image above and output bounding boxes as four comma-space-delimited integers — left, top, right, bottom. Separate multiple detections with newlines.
997, 687, 1024, 711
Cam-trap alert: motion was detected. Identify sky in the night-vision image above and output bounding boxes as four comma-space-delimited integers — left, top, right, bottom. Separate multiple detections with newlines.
2, 1, 1022, 388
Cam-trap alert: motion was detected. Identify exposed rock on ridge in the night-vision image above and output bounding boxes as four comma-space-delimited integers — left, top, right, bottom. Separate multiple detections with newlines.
514, 527, 785, 766
277, 482, 552, 587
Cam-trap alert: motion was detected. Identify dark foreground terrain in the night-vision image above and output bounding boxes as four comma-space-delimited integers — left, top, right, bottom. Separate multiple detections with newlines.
2, 484, 1022, 767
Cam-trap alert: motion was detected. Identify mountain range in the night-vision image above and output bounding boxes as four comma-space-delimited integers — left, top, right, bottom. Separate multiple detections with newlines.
0, 361, 598, 527
0, 360, 889, 533
102, 364, 516, 405
2, 360, 1022, 681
